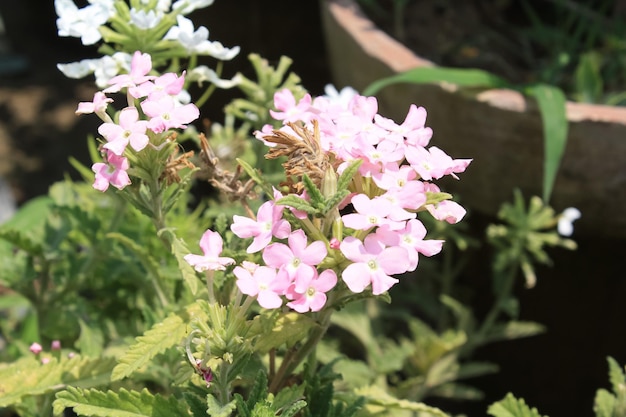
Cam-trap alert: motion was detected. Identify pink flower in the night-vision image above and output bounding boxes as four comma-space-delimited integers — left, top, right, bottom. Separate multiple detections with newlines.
372, 163, 417, 190
375, 104, 433, 147
92, 151, 131, 191
233, 265, 289, 309
341, 194, 405, 231
376, 219, 443, 271
230, 200, 291, 253
76, 91, 113, 122
104, 51, 156, 93
98, 106, 149, 155
269, 88, 315, 123
51, 340, 61, 350
184, 229, 235, 272
262, 229, 327, 292
130, 71, 186, 100
141, 95, 199, 133
339, 235, 410, 295
286, 269, 337, 313
405, 146, 471, 181
426, 200, 467, 224
29, 342, 43, 355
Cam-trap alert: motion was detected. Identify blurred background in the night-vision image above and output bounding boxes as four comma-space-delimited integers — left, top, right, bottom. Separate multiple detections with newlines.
0, 1, 624, 417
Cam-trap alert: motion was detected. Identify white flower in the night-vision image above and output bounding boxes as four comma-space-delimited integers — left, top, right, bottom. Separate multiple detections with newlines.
57, 52, 131, 87
204, 41, 240, 61
172, 0, 214, 15
323, 84, 358, 106
187, 66, 241, 89
55, 0, 113, 45
164, 15, 213, 54
557, 207, 581, 236
140, 0, 172, 11
130, 8, 163, 29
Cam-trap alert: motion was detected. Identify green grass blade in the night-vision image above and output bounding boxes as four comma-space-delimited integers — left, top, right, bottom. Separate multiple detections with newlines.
363, 66, 510, 96
525, 84, 568, 203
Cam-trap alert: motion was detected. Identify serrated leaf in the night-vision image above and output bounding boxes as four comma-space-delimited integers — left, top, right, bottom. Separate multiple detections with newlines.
273, 384, 305, 412
248, 312, 317, 354
206, 393, 236, 417
0, 356, 116, 408
106, 232, 163, 285
607, 356, 625, 393
275, 195, 318, 215
336, 159, 362, 191
171, 236, 201, 295
593, 389, 616, 417
323, 189, 350, 214
487, 393, 547, 417
355, 385, 449, 416
0, 229, 44, 256
279, 400, 306, 417
111, 304, 197, 381
301, 174, 324, 208
53, 387, 189, 417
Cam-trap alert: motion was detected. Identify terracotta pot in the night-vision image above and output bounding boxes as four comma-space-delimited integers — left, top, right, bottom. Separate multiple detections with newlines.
320, 0, 626, 238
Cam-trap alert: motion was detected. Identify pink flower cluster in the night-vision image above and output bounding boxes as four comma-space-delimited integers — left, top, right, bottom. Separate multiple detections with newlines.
186, 88, 471, 313
76, 51, 199, 191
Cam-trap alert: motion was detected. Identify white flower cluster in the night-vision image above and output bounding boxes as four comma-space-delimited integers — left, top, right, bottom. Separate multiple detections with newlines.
54, 0, 240, 88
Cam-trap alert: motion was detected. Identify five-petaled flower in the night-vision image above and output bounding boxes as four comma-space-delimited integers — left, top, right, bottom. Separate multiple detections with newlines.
184, 230, 235, 272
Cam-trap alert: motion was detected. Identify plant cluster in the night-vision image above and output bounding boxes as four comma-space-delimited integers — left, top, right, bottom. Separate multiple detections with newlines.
0, 1, 601, 417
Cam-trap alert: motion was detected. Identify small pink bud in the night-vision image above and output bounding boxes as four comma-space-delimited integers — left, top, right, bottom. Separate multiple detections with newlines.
41, 357, 50, 364
329, 237, 341, 250
67, 352, 76, 359
29, 342, 43, 355
51, 340, 61, 350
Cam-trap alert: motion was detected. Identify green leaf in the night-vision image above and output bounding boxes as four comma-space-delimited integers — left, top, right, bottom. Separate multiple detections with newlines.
593, 389, 616, 417
275, 195, 318, 215
428, 382, 485, 400
236, 157, 273, 197
248, 312, 317, 354
0, 356, 116, 408
487, 393, 547, 417
76, 319, 104, 358
206, 394, 236, 417
607, 356, 625, 393
170, 236, 201, 295
481, 321, 546, 345
524, 84, 568, 203
111, 304, 197, 381
363, 66, 509, 96
273, 384, 305, 413
53, 387, 189, 417
574, 52, 603, 103
354, 385, 449, 416
336, 158, 362, 191
0, 195, 52, 233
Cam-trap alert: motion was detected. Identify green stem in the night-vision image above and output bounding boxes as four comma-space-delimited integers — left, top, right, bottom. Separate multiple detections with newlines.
472, 263, 519, 351
146, 178, 172, 307
268, 308, 333, 393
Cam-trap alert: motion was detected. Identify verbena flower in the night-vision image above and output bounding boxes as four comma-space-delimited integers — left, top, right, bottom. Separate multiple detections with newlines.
184, 230, 235, 272
340, 235, 410, 295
